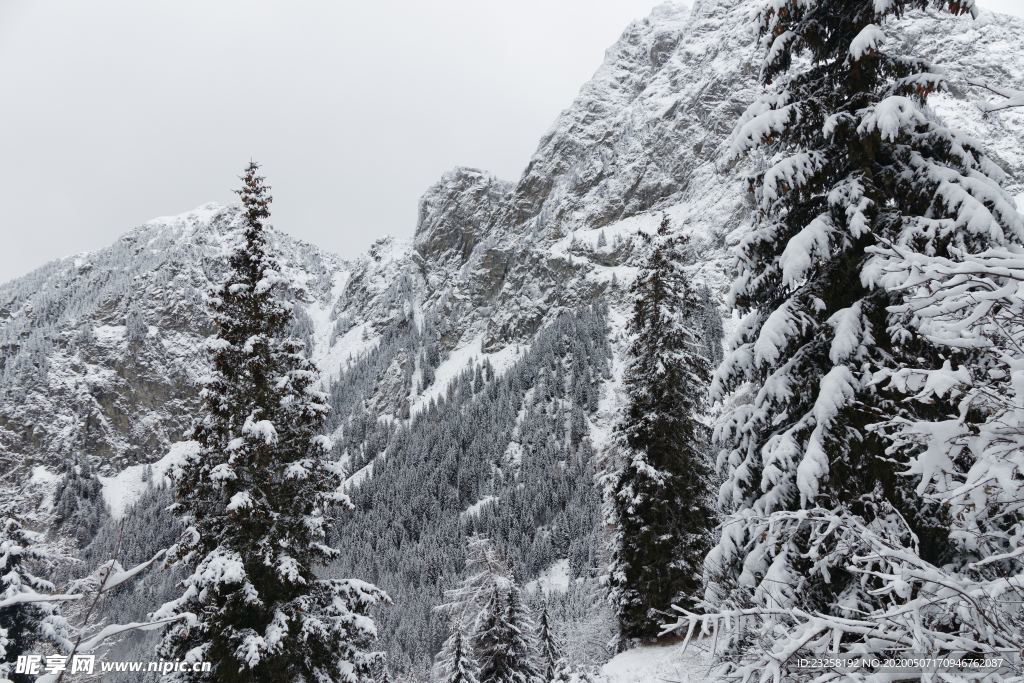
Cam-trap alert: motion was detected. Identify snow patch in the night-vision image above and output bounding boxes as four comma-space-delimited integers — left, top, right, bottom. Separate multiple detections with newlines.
315, 321, 378, 385
601, 639, 715, 683
524, 559, 570, 594
343, 461, 374, 491
93, 325, 126, 344
29, 465, 61, 487
145, 202, 226, 228
411, 335, 525, 416
460, 495, 498, 520
100, 441, 198, 519
27, 465, 62, 512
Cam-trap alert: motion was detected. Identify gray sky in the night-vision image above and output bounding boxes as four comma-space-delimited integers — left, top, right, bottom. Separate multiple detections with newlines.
1, 0, 1021, 283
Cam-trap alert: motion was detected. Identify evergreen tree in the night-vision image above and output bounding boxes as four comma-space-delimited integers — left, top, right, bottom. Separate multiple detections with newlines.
438, 627, 479, 683
52, 457, 108, 547
696, 0, 1024, 678
696, 285, 724, 368
156, 163, 386, 682
606, 216, 714, 640
438, 535, 512, 626
473, 587, 539, 683
0, 518, 72, 683
125, 303, 147, 344
536, 605, 569, 683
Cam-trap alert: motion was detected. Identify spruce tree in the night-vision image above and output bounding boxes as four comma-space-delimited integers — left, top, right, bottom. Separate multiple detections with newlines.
0, 518, 72, 683
473, 587, 539, 683
439, 627, 479, 683
607, 216, 714, 640
156, 162, 386, 682
700, 0, 1023, 678
536, 605, 569, 683
52, 458, 108, 547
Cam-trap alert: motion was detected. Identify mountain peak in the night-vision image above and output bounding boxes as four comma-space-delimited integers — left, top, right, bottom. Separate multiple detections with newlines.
414, 167, 513, 265
143, 201, 229, 228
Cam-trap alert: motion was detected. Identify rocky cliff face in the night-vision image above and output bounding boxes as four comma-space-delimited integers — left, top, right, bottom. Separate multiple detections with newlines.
2, 0, 1022, 517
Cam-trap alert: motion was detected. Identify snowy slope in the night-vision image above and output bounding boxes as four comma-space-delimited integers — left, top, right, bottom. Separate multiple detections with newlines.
0, 2, 1022, 676
4, 1, 1021, 513
602, 639, 717, 683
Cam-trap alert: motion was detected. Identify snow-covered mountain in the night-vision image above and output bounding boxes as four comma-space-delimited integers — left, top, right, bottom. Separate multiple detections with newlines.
2, 0, 1022, 678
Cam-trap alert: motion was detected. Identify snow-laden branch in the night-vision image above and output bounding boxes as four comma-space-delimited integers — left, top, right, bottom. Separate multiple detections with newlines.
46, 549, 176, 683
669, 508, 1024, 680
0, 591, 83, 609
77, 613, 196, 655
967, 78, 1024, 112
34, 614, 197, 683
68, 549, 166, 595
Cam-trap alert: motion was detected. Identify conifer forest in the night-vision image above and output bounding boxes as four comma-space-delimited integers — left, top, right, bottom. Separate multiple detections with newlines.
2, 1, 1024, 681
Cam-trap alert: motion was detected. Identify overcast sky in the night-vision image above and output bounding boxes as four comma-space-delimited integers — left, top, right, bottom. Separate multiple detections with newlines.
1, 0, 1021, 283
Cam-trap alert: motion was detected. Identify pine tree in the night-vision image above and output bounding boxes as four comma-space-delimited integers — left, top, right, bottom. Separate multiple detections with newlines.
156, 162, 387, 682
473, 587, 539, 683
695, 0, 1024, 678
52, 457, 108, 547
536, 605, 569, 683
439, 627, 479, 683
606, 216, 714, 640
0, 518, 72, 683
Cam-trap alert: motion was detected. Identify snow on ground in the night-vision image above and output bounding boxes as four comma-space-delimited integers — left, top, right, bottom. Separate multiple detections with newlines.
343, 461, 374, 491
27, 465, 62, 512
411, 334, 526, 416
589, 305, 630, 455
305, 269, 385, 386
413, 334, 485, 412
29, 465, 61, 487
100, 440, 198, 519
460, 495, 499, 520
93, 325, 126, 344
524, 558, 571, 594
314, 321, 378, 385
601, 639, 717, 683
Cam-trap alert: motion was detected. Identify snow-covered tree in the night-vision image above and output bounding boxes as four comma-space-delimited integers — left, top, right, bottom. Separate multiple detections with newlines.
683, 0, 1024, 679
696, 285, 724, 368
473, 586, 539, 683
0, 518, 72, 683
52, 458, 108, 547
156, 162, 387, 682
537, 605, 569, 683
606, 217, 714, 640
438, 535, 513, 627
125, 303, 147, 344
438, 627, 480, 683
